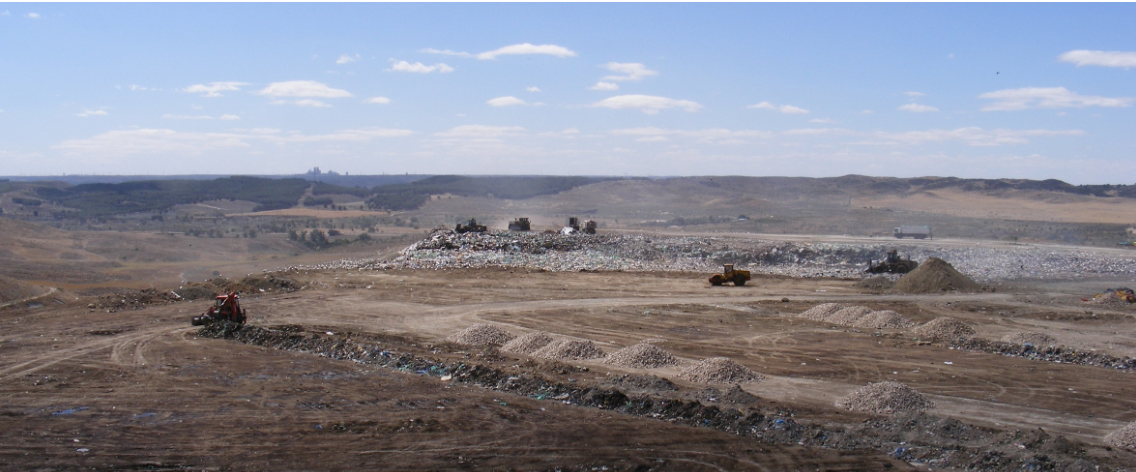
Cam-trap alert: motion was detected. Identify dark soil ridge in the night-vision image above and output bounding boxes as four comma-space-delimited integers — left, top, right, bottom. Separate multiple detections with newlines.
198, 322, 1116, 472
951, 338, 1136, 371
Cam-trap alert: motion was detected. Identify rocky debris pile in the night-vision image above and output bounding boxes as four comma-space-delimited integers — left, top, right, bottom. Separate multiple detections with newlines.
798, 303, 846, 321
827, 306, 874, 325
691, 384, 760, 405
274, 230, 1136, 282
1000, 332, 1060, 348
913, 317, 976, 342
1085, 287, 1136, 307
532, 339, 606, 361
604, 343, 680, 368
446, 324, 515, 347
604, 373, 679, 393
500, 331, 554, 354
1105, 422, 1136, 450
892, 258, 982, 293
90, 288, 183, 312
853, 310, 917, 329
176, 275, 301, 300
854, 276, 896, 292
836, 382, 933, 414
678, 357, 762, 384
952, 338, 1136, 370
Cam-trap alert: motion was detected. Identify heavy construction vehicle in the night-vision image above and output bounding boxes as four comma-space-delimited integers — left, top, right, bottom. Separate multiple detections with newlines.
709, 264, 751, 286
562, 217, 598, 235
893, 225, 932, 239
455, 218, 487, 233
583, 220, 597, 234
866, 249, 919, 274
508, 217, 531, 231
191, 292, 246, 326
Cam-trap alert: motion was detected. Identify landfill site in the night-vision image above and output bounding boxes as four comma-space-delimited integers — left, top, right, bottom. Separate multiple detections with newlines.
4, 177, 1136, 471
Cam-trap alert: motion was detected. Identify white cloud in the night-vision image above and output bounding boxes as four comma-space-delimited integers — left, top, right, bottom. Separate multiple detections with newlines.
257, 80, 352, 98
782, 128, 852, 136
903, 91, 926, 97
592, 95, 702, 115
336, 54, 361, 64
182, 81, 249, 98
809, 118, 838, 124
388, 60, 454, 74
601, 62, 658, 82
76, 109, 107, 117
978, 87, 1133, 111
53, 127, 413, 157
1, 11, 9, 16
219, 114, 240, 120
420, 48, 473, 57
365, 96, 391, 105
611, 127, 773, 143
898, 103, 940, 112
434, 125, 526, 139
129, 85, 157, 91
1059, 50, 1136, 68
747, 101, 809, 114
476, 43, 576, 60
589, 82, 619, 91
293, 99, 332, 108
162, 114, 213, 120
25, 12, 39, 19
487, 96, 526, 107
526, 86, 541, 93
866, 127, 1083, 147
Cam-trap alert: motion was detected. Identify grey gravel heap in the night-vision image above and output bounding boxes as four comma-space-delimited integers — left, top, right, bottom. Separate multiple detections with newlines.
1104, 422, 1136, 450
913, 317, 976, 342
532, 339, 606, 361
678, 357, 763, 384
501, 331, 554, 354
798, 303, 846, 321
605, 343, 680, 369
853, 311, 917, 329
446, 324, 515, 347
836, 381, 934, 414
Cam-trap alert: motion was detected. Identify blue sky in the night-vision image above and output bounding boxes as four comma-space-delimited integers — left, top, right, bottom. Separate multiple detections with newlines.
1, 3, 1134, 183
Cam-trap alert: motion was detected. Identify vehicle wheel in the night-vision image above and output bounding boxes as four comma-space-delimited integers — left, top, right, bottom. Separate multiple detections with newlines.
191, 317, 203, 326
709, 275, 724, 286
734, 275, 746, 286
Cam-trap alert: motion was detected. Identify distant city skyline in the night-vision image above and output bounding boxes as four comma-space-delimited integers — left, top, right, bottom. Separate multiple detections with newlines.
1, 3, 1134, 184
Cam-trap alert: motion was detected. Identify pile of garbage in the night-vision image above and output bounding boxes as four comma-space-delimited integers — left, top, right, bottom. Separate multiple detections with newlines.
446, 324, 515, 347
952, 338, 1136, 370
1000, 332, 1060, 348
604, 343, 680, 369
912, 317, 976, 342
678, 357, 763, 384
89, 288, 184, 312
1084, 287, 1136, 306
176, 275, 300, 301
836, 382, 934, 414
278, 230, 1136, 282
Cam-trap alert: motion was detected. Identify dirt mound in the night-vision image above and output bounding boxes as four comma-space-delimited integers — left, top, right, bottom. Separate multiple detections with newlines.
826, 306, 874, 325
853, 310, 917, 329
798, 303, 846, 321
500, 331, 554, 354
836, 381, 934, 414
855, 276, 895, 292
891, 258, 981, 293
1104, 422, 1136, 450
913, 317, 976, 341
176, 275, 300, 301
678, 357, 763, 384
0, 274, 43, 303
532, 339, 606, 361
446, 324, 515, 347
1001, 332, 1060, 347
90, 288, 184, 312
604, 343, 679, 368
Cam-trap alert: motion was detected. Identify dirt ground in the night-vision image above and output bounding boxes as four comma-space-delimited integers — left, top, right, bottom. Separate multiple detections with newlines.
4, 260, 1136, 470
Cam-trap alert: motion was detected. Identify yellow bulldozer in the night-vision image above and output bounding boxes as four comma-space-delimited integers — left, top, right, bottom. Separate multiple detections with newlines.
709, 264, 751, 286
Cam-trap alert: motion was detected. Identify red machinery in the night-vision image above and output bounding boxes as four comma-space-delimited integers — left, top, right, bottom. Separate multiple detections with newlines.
191, 292, 247, 326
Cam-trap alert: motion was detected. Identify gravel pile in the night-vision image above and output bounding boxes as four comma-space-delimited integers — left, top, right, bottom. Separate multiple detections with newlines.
826, 306, 874, 325
1104, 422, 1136, 450
913, 317, 976, 341
798, 303, 846, 321
892, 258, 982, 293
604, 343, 680, 368
1001, 332, 1060, 347
855, 276, 896, 292
678, 357, 763, 384
836, 381, 934, 414
532, 339, 607, 361
500, 331, 554, 354
853, 310, 917, 329
273, 230, 1136, 282
446, 324, 515, 347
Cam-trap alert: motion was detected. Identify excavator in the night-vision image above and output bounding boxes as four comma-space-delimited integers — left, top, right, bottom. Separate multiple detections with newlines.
191, 292, 246, 326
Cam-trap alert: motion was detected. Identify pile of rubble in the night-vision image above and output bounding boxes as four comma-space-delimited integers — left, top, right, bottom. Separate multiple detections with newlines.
836, 382, 934, 414
912, 317, 976, 342
89, 288, 183, 312
1105, 422, 1136, 450
892, 258, 982, 293
277, 230, 1136, 282
604, 343, 680, 368
798, 303, 846, 321
797, 304, 915, 330
1000, 332, 1060, 347
446, 324, 515, 347
678, 357, 762, 384
532, 339, 606, 361
501, 331, 554, 354
827, 306, 875, 325
854, 310, 916, 329
952, 338, 1136, 370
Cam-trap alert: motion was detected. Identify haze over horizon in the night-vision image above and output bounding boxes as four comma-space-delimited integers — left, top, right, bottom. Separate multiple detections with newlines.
2, 3, 1134, 184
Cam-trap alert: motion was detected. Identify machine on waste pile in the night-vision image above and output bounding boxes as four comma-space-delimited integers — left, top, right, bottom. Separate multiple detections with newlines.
191, 292, 246, 326
866, 249, 919, 274
709, 264, 751, 286
508, 217, 531, 231
455, 218, 488, 233
561, 217, 597, 235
